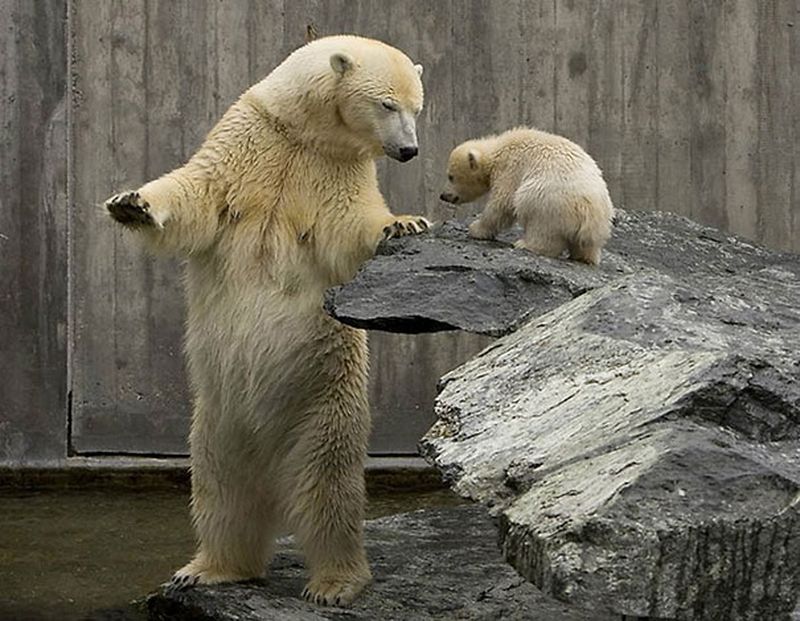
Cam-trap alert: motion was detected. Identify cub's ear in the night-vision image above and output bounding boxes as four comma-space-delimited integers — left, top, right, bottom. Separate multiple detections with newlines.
468, 149, 480, 170
414, 63, 424, 77
330, 52, 355, 76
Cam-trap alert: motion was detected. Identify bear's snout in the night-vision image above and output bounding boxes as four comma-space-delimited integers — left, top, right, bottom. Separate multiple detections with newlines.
385, 144, 418, 163
397, 146, 418, 162
440, 192, 459, 204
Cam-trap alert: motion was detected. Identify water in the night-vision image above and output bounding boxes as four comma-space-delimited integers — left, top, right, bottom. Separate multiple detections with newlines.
0, 481, 462, 621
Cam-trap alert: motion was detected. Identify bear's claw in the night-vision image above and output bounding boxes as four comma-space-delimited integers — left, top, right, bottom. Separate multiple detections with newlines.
106, 190, 156, 227
165, 572, 199, 591
382, 216, 431, 241
301, 575, 368, 607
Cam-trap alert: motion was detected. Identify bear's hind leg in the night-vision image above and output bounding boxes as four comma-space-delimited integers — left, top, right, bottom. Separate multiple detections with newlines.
514, 230, 567, 259
294, 467, 371, 606
285, 408, 371, 606
568, 241, 602, 265
170, 435, 278, 588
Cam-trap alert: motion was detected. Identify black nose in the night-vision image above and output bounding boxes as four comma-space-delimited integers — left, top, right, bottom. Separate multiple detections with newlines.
398, 146, 418, 162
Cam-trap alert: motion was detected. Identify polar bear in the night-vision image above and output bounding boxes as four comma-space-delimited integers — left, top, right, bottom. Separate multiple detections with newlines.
105, 36, 429, 606
439, 127, 614, 265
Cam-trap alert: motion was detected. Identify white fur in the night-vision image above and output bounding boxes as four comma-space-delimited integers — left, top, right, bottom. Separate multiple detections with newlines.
442, 127, 614, 265
105, 35, 429, 606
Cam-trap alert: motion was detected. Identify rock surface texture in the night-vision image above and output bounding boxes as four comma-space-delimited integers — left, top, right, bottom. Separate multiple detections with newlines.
147, 506, 611, 621
329, 210, 800, 620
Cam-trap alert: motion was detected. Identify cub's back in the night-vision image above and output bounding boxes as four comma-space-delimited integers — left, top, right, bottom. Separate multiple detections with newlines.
503, 128, 614, 221
496, 127, 601, 178
497, 127, 606, 190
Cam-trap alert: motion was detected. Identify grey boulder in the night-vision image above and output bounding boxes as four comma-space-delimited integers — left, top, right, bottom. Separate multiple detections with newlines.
146, 505, 611, 621
325, 210, 793, 337
327, 209, 800, 620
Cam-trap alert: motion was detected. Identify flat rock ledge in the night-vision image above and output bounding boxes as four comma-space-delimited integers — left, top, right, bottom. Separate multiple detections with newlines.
146, 505, 612, 621
325, 210, 794, 337
328, 210, 800, 619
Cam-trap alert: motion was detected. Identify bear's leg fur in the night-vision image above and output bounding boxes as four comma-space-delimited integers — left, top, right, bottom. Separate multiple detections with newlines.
514, 230, 567, 258
468, 198, 515, 241
105, 170, 220, 256
568, 241, 602, 265
292, 427, 372, 607
567, 196, 610, 265
282, 342, 371, 606
170, 407, 278, 588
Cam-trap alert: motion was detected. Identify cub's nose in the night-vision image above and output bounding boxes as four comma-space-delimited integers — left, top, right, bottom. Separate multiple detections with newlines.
398, 146, 418, 162
440, 192, 459, 204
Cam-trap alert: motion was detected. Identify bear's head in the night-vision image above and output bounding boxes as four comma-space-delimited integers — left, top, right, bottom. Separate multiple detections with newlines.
327, 42, 424, 162
254, 36, 424, 161
440, 141, 491, 204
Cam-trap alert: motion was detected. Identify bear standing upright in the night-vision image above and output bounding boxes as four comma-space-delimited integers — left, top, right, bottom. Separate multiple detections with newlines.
105, 36, 429, 606
440, 127, 614, 265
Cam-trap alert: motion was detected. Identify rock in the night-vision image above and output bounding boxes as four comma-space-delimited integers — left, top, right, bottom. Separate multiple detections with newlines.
325, 209, 800, 619
419, 258, 800, 616
325, 210, 794, 336
146, 505, 611, 621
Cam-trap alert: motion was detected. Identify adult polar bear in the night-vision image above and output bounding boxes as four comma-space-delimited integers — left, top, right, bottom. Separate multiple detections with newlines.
106, 36, 429, 606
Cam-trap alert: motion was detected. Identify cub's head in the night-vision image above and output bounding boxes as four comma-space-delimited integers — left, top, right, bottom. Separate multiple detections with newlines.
440, 141, 491, 204
328, 39, 424, 161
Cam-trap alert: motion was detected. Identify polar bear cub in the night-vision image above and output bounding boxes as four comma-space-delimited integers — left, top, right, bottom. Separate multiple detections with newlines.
440, 127, 614, 265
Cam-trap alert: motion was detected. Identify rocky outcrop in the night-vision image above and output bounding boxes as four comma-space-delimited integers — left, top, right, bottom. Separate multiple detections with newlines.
327, 210, 800, 620
146, 506, 611, 621
325, 210, 794, 337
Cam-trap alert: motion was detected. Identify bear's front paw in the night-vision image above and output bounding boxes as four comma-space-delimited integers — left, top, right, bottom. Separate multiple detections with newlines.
105, 191, 158, 228
301, 574, 370, 607
382, 215, 432, 241
468, 219, 494, 240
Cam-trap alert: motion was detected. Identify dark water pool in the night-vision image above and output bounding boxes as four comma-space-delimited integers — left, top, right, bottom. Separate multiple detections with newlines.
0, 483, 461, 621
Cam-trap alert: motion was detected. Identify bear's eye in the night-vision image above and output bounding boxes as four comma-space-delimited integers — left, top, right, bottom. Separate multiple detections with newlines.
448, 174, 454, 182
381, 100, 399, 112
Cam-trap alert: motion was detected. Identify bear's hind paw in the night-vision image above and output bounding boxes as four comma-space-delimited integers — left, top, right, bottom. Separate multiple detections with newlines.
106, 191, 158, 228
165, 571, 199, 592
166, 559, 256, 591
301, 575, 369, 607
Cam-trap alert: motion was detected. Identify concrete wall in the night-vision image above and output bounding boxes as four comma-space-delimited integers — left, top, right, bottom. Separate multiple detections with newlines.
2, 0, 798, 465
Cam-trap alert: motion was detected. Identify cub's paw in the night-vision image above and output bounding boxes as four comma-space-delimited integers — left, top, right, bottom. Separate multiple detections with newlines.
301, 574, 370, 607
382, 215, 432, 241
105, 191, 158, 228
468, 219, 494, 240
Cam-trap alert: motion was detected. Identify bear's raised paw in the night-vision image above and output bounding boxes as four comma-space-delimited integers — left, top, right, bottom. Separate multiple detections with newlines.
382, 215, 431, 241
106, 191, 158, 228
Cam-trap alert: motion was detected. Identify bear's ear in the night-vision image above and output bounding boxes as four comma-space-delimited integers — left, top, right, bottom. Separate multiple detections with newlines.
330, 52, 355, 76
414, 63, 424, 77
468, 149, 480, 170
